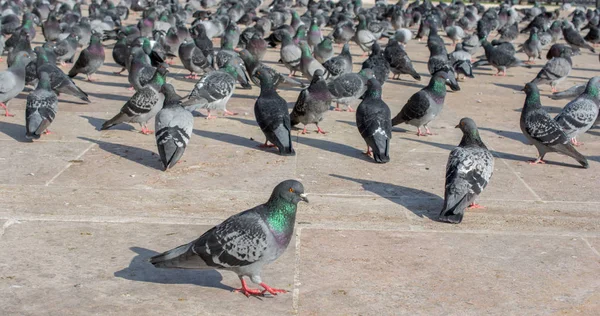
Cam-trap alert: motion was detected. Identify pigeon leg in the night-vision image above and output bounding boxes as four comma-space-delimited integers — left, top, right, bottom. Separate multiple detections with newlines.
87, 74, 95, 82
60, 61, 66, 67
259, 283, 288, 296
205, 111, 217, 120
528, 157, 546, 165
416, 128, 425, 136
334, 103, 342, 111
363, 147, 372, 156
258, 141, 277, 148
425, 126, 434, 135
571, 138, 584, 146
184, 73, 196, 79
113, 68, 126, 75
316, 125, 326, 134
301, 127, 308, 134
233, 278, 262, 297
127, 86, 135, 91
346, 105, 355, 112
140, 124, 154, 135
551, 86, 558, 93
43, 129, 52, 135
360, 51, 368, 58
223, 110, 238, 116
0, 102, 14, 117
468, 203, 484, 209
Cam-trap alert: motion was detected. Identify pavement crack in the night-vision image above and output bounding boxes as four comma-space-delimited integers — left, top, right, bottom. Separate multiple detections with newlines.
0, 219, 19, 238
581, 237, 600, 257
292, 227, 302, 315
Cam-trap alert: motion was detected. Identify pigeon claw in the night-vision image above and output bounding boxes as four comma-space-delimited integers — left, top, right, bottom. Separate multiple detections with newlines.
233, 279, 263, 297
259, 283, 288, 296
571, 138, 584, 146
223, 110, 238, 116
528, 158, 546, 165
468, 203, 484, 209
0, 103, 14, 117
316, 126, 327, 134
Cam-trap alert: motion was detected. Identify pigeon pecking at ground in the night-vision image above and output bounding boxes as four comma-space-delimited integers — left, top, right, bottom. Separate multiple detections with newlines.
530, 45, 573, 93
356, 78, 392, 163
520, 82, 589, 168
438, 118, 494, 224
554, 76, 600, 146
150, 180, 308, 297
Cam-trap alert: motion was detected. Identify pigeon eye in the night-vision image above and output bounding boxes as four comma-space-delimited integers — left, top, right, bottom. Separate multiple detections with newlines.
289, 188, 294, 193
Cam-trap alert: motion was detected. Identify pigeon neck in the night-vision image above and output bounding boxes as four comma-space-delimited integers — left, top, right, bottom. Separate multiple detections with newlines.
429, 78, 446, 96
151, 71, 166, 87
586, 84, 599, 99
524, 90, 542, 109
265, 198, 297, 237
459, 129, 487, 148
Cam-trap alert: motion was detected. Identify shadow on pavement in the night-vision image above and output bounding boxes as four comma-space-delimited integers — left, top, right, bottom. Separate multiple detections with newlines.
80, 115, 135, 131
78, 136, 163, 170
0, 120, 29, 142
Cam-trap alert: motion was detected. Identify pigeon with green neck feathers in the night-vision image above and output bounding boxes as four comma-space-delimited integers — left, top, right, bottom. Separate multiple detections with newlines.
215, 40, 251, 89
155, 84, 194, 170
299, 42, 325, 81
313, 37, 333, 64
101, 63, 168, 134
36, 48, 90, 103
68, 33, 105, 82
521, 28, 542, 64
438, 118, 495, 224
0, 52, 32, 116
254, 69, 295, 156
128, 50, 159, 92
280, 33, 302, 77
554, 76, 600, 146
290, 69, 332, 134
392, 67, 460, 136
178, 38, 212, 80
354, 14, 376, 57
150, 180, 308, 297
307, 18, 322, 49
182, 61, 238, 119
520, 82, 588, 168
26, 72, 57, 140
322, 43, 352, 79
356, 78, 392, 163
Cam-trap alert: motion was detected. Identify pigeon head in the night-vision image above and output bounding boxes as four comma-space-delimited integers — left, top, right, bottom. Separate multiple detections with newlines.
160, 83, 181, 106
220, 61, 238, 77
14, 52, 32, 66
584, 76, 600, 99
522, 82, 542, 108
237, 49, 254, 63
370, 42, 381, 55
269, 180, 308, 204
311, 69, 324, 84
363, 78, 382, 99
432, 67, 460, 92
456, 117, 478, 133
38, 72, 52, 90
358, 68, 375, 79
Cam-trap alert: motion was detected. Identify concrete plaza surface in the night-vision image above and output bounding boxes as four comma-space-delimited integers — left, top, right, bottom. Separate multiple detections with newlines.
1, 11, 600, 316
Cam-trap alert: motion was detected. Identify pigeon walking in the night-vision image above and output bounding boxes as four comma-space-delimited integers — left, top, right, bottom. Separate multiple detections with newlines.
438, 118, 494, 224
54, 33, 79, 67
384, 38, 421, 81
322, 43, 352, 79
290, 69, 332, 134
392, 67, 460, 135
254, 70, 295, 156
155, 84, 194, 170
354, 15, 377, 57
480, 40, 532, 76
554, 76, 600, 146
562, 22, 596, 53
522, 28, 543, 63
183, 62, 238, 119
530, 45, 572, 92
0, 52, 32, 116
68, 34, 105, 82
25, 72, 58, 140
280, 33, 302, 77
361, 42, 390, 86
327, 69, 375, 112
356, 78, 392, 163
520, 82, 588, 168
150, 180, 308, 297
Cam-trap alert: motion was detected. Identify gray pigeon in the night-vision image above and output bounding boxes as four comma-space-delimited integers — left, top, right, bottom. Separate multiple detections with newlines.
562, 22, 596, 53
68, 34, 105, 81
530, 45, 572, 92
328, 69, 375, 112
254, 69, 295, 156
290, 69, 332, 134
150, 179, 308, 297
480, 40, 531, 76
178, 39, 212, 80
520, 82, 588, 168
445, 25, 466, 46
322, 43, 352, 79
356, 78, 392, 163
361, 42, 390, 86
155, 84, 194, 170
0, 52, 32, 116
183, 62, 238, 119
307, 18, 323, 49
25, 72, 57, 140
550, 84, 585, 100
438, 118, 494, 224
392, 67, 460, 135
354, 15, 377, 56
522, 28, 543, 63
554, 76, 600, 146
238, 50, 306, 89
313, 37, 333, 64
101, 64, 168, 134
54, 33, 79, 66
35, 46, 89, 103
299, 42, 325, 81
384, 38, 421, 81
280, 33, 302, 77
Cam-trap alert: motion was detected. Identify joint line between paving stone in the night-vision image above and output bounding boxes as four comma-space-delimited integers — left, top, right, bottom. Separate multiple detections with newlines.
0, 219, 18, 238
489, 146, 543, 202
292, 227, 302, 314
581, 237, 600, 257
45, 142, 97, 186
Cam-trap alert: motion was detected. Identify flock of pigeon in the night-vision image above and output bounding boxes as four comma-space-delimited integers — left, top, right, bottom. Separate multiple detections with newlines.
1, 0, 599, 297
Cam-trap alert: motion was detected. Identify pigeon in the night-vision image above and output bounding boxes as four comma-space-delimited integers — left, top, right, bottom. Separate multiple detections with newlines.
522, 28, 543, 63
179, 39, 213, 80
68, 34, 105, 82
584, 23, 600, 46
356, 78, 392, 163
354, 14, 377, 56
392, 67, 460, 136
247, 33, 268, 61
112, 34, 129, 75
54, 33, 79, 66
290, 69, 332, 134
530, 45, 572, 92
520, 82, 588, 168
480, 40, 532, 76
361, 42, 390, 86
155, 84, 194, 170
0, 52, 32, 117
445, 25, 466, 46
215, 41, 251, 89
42, 12, 61, 42
313, 37, 333, 64
449, 44, 475, 79
322, 43, 352, 79
327, 69, 375, 112
35, 49, 89, 103
25, 72, 58, 140
254, 69, 295, 156
384, 38, 421, 81
547, 43, 579, 59
554, 76, 600, 146
392, 28, 413, 46
461, 34, 481, 55
280, 33, 302, 77
128, 50, 158, 92
331, 20, 355, 45
550, 84, 586, 100
238, 49, 305, 89
183, 62, 238, 119
307, 18, 323, 49
150, 179, 308, 297
163, 27, 182, 64
498, 22, 519, 42
438, 118, 494, 224
7, 30, 33, 67
427, 37, 450, 75
101, 64, 168, 134
299, 42, 325, 81
562, 22, 596, 53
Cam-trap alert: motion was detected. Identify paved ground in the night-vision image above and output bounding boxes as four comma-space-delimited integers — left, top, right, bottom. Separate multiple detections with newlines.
1, 7, 600, 316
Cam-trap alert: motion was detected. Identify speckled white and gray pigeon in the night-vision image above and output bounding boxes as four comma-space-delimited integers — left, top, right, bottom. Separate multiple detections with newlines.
54, 32, 79, 66
101, 64, 168, 134
328, 69, 375, 112
392, 67, 460, 136
25, 72, 57, 140
280, 33, 302, 77
550, 84, 586, 100
290, 69, 332, 134
356, 78, 392, 164
182, 62, 238, 119
522, 28, 543, 63
520, 82, 588, 168
322, 43, 352, 79
361, 42, 390, 86
384, 38, 421, 81
554, 76, 600, 146
68, 33, 105, 82
530, 45, 572, 92
155, 84, 194, 171
150, 179, 308, 297
0, 52, 32, 117
254, 70, 295, 156
215, 40, 251, 89
354, 14, 377, 56
438, 118, 494, 224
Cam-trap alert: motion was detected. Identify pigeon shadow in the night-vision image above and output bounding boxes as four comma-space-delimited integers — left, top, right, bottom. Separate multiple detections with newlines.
493, 82, 524, 91
329, 174, 442, 220
225, 116, 258, 126
571, 67, 598, 72
87, 92, 131, 102
91, 80, 131, 89
478, 127, 529, 144
78, 136, 163, 170
80, 115, 134, 131
193, 130, 273, 153
114, 247, 234, 291
512, 105, 562, 114
232, 93, 261, 100
335, 119, 356, 127
297, 136, 372, 162
0, 120, 29, 142
387, 79, 424, 89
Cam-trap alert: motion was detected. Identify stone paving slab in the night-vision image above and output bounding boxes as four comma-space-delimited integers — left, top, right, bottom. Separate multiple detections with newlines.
298, 229, 600, 315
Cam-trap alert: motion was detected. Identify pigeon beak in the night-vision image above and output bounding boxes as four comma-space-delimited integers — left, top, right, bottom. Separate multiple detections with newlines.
455, 124, 460, 128
299, 193, 309, 203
